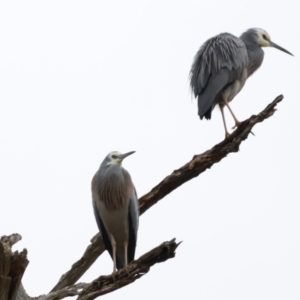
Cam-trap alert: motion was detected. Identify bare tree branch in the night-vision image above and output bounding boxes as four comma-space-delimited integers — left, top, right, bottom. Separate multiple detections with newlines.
139, 94, 283, 214
37, 283, 88, 300
50, 234, 105, 292
15, 283, 30, 300
8, 250, 29, 300
0, 234, 29, 300
2, 95, 283, 300
7, 239, 179, 300
77, 238, 180, 300
51, 95, 283, 292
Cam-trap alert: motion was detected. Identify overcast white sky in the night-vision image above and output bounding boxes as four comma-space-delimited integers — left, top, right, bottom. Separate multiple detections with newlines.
1, 1, 300, 299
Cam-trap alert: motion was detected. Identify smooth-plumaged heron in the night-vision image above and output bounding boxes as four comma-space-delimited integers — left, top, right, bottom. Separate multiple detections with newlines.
92, 151, 139, 273
190, 28, 293, 138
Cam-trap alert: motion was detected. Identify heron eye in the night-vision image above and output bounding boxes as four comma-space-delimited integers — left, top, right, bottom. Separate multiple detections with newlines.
112, 155, 117, 159
262, 34, 268, 40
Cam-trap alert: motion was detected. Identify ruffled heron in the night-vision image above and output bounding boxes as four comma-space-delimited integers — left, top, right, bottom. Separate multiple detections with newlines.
190, 28, 293, 138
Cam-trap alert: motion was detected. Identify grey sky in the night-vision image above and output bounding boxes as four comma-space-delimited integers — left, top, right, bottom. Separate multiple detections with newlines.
1, 1, 299, 299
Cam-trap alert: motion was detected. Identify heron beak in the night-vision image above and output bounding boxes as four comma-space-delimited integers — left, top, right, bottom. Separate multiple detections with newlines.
120, 151, 136, 160
269, 41, 293, 56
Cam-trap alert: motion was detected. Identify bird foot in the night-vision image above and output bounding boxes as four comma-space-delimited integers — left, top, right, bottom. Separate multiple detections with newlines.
111, 271, 118, 282
225, 132, 231, 140
124, 265, 130, 276
231, 121, 241, 130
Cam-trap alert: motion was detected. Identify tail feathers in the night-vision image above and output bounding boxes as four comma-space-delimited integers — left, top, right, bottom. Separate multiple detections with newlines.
116, 246, 127, 270
197, 70, 230, 120
106, 247, 125, 270
199, 106, 212, 120
116, 258, 124, 270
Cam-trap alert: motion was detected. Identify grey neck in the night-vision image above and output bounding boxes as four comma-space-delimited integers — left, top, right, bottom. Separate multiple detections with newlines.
245, 43, 264, 78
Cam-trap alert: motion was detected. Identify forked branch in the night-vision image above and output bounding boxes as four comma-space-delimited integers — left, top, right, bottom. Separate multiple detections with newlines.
48, 95, 283, 292
40, 239, 180, 300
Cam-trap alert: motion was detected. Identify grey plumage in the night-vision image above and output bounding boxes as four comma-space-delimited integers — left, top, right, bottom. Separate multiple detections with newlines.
240, 29, 264, 78
190, 28, 293, 138
190, 32, 248, 119
92, 151, 139, 271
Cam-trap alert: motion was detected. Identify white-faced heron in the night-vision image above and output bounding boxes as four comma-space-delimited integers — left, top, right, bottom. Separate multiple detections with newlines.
92, 151, 139, 272
190, 28, 293, 138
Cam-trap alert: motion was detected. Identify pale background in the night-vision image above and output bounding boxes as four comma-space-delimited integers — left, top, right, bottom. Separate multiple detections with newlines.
1, 1, 300, 299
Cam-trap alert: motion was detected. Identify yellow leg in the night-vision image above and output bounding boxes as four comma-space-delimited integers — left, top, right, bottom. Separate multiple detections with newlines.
220, 105, 230, 139
223, 99, 241, 129
222, 98, 255, 136
124, 241, 129, 275
110, 234, 117, 274
124, 241, 128, 267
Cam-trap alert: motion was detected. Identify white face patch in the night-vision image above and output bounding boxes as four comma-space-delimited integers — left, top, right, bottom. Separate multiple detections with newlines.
256, 29, 271, 47
107, 151, 123, 166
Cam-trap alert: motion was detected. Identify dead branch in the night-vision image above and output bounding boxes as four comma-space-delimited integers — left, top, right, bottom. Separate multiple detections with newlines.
139, 95, 283, 214
50, 94, 283, 292
50, 234, 105, 292
78, 238, 180, 300
16, 239, 179, 300
37, 283, 88, 300
0, 234, 28, 300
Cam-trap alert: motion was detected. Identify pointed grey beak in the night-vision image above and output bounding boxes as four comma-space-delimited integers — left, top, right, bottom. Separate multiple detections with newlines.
120, 151, 136, 160
270, 41, 293, 56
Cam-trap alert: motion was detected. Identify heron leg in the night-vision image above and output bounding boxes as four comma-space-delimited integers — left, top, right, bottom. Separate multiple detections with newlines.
223, 99, 241, 129
123, 241, 129, 275
110, 234, 117, 274
220, 105, 230, 139
124, 241, 128, 267
222, 99, 255, 136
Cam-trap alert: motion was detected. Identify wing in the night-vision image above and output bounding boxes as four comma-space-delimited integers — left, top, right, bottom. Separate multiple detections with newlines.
190, 33, 248, 118
92, 198, 113, 260
127, 186, 139, 263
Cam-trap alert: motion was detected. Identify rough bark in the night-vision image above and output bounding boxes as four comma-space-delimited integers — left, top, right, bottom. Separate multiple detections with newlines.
78, 239, 180, 300
0, 234, 28, 300
19, 239, 179, 300
139, 95, 283, 214
50, 95, 283, 292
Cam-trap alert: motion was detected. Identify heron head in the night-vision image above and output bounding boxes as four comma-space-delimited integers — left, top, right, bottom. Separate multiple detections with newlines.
254, 28, 293, 56
107, 151, 135, 166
